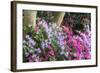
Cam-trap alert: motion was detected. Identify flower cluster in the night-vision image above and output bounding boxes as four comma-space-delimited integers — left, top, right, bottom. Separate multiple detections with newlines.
23, 14, 91, 62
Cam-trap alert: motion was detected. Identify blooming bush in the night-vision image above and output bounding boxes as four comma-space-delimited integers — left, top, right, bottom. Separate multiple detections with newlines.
23, 12, 91, 62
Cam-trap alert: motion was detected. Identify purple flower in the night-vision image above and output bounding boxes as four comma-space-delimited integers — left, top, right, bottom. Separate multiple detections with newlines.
25, 35, 36, 47
28, 38, 36, 46
42, 19, 49, 32
41, 41, 46, 49
35, 48, 41, 53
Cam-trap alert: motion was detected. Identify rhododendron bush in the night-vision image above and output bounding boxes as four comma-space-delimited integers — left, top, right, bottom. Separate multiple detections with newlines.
23, 11, 91, 62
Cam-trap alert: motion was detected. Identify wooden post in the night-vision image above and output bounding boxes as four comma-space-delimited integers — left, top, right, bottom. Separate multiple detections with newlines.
53, 12, 65, 26
23, 10, 37, 27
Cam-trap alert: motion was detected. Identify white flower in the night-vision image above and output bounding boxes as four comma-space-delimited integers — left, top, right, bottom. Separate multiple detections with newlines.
52, 23, 57, 29
56, 26, 59, 31
25, 35, 30, 39
28, 44, 33, 48
64, 52, 69, 57
45, 40, 48, 43
54, 31, 57, 36
61, 45, 65, 50
59, 27, 62, 32
60, 51, 65, 55
28, 24, 32, 27
29, 49, 34, 53
49, 22, 52, 26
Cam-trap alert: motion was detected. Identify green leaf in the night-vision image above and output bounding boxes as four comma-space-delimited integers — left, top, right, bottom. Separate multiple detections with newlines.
51, 37, 60, 51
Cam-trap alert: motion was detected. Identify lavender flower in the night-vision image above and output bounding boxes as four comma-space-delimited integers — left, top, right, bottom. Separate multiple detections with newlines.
28, 38, 36, 46
41, 41, 46, 49
35, 48, 41, 53
25, 35, 36, 47
42, 19, 49, 32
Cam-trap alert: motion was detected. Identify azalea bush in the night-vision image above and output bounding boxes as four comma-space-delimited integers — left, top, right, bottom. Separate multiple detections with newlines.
23, 11, 91, 62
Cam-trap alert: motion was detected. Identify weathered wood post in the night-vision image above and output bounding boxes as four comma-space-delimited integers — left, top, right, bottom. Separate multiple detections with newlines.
53, 12, 65, 26
23, 10, 37, 27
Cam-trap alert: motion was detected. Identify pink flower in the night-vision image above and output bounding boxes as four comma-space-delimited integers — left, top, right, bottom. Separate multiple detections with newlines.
48, 45, 53, 50
64, 39, 67, 45
84, 53, 91, 59
34, 25, 39, 32
62, 26, 69, 33
72, 40, 77, 48
48, 50, 55, 56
